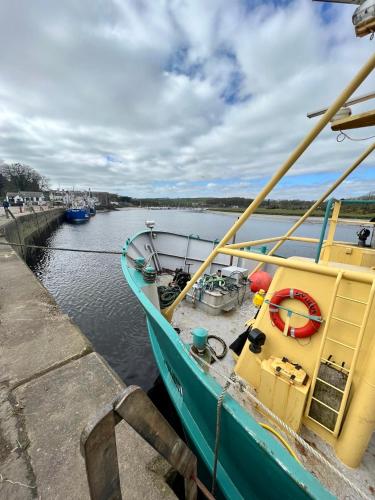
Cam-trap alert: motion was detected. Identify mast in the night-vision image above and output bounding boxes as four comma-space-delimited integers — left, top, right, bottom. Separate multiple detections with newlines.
165, 52, 375, 318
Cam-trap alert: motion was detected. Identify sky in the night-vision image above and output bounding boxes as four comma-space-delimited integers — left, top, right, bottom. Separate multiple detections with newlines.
0, 0, 374, 200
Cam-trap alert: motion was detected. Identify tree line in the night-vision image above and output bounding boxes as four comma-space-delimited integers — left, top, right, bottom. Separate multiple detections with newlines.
0, 163, 49, 197
128, 195, 375, 216
1, 162, 373, 216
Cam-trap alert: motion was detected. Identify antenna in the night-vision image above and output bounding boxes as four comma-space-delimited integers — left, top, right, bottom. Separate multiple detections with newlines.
307, 91, 375, 118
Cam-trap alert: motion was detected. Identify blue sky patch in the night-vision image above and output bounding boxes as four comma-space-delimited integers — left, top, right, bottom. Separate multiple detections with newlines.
165, 46, 204, 79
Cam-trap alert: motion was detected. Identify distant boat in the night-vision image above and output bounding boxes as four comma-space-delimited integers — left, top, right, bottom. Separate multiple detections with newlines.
89, 206, 96, 216
65, 207, 90, 223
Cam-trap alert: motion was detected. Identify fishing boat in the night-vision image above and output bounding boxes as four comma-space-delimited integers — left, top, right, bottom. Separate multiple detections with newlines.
65, 206, 90, 223
88, 189, 96, 216
121, 16, 375, 500
65, 191, 92, 223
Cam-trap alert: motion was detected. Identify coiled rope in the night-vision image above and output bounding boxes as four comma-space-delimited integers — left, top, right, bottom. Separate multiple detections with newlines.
207, 335, 228, 360
158, 285, 181, 308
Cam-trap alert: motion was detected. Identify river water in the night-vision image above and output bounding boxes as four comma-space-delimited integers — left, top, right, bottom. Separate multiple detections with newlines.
29, 209, 360, 390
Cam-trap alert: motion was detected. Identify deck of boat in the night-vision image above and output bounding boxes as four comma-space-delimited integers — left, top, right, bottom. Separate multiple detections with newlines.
170, 286, 375, 499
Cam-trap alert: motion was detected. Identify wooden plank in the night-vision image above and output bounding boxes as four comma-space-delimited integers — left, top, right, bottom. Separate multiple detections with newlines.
331, 109, 375, 131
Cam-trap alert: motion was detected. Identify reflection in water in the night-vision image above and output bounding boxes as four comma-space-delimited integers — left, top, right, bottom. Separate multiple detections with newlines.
28, 209, 359, 390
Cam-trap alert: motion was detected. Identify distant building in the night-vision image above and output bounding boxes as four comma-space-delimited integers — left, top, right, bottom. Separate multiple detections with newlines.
48, 190, 66, 204
48, 189, 69, 205
91, 191, 110, 207
47, 188, 119, 208
6, 191, 45, 205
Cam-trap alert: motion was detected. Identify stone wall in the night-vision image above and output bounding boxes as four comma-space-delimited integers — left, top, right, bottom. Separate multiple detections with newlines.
1, 208, 64, 258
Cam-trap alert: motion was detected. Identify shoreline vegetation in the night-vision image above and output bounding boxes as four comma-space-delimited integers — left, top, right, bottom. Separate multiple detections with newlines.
132, 196, 375, 220
209, 207, 375, 219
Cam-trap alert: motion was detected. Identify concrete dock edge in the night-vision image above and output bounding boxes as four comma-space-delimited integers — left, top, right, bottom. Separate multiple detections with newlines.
0, 211, 176, 499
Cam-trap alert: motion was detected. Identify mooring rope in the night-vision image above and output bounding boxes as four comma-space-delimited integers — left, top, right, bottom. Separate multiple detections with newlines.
0, 241, 123, 255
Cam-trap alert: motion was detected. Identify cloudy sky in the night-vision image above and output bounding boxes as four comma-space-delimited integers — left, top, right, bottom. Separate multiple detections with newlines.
0, 0, 374, 199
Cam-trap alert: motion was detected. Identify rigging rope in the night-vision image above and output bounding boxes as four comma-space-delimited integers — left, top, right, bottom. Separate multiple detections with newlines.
337, 130, 375, 142
211, 377, 233, 496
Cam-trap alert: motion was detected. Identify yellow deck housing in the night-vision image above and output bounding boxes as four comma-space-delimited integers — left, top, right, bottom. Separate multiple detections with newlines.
235, 257, 375, 467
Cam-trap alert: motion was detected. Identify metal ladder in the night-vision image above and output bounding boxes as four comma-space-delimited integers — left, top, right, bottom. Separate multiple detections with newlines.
306, 271, 375, 437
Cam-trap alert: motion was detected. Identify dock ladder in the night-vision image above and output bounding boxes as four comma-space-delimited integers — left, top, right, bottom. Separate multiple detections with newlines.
305, 272, 375, 436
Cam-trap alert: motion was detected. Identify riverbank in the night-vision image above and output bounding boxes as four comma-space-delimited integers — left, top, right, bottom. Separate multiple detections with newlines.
0, 211, 176, 499
209, 207, 375, 219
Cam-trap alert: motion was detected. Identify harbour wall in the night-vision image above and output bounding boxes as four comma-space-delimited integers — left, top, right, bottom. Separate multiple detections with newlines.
1, 207, 64, 258
0, 210, 175, 499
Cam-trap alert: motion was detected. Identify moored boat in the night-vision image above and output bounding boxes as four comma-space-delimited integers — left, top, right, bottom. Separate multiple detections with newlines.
121, 45, 375, 500
65, 206, 90, 223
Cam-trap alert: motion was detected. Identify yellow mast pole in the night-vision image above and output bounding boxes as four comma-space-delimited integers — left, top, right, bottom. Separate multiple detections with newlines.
164, 53, 375, 319
249, 141, 375, 272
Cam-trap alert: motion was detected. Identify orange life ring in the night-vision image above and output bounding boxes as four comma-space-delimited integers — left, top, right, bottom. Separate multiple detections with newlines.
269, 288, 322, 338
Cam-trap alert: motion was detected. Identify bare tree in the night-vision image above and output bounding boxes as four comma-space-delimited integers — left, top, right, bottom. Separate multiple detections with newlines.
39, 175, 50, 191
0, 163, 49, 192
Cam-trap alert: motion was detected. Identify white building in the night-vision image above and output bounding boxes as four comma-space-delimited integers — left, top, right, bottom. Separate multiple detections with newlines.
6, 191, 45, 205
48, 190, 67, 204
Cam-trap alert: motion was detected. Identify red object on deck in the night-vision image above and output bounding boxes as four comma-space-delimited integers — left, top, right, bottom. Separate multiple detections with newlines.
269, 288, 322, 338
248, 270, 272, 293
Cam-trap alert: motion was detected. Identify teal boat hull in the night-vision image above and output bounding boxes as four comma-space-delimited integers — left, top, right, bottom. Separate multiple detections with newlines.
122, 233, 333, 499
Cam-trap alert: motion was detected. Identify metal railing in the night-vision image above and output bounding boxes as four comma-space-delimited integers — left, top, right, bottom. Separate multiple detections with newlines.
163, 53, 375, 319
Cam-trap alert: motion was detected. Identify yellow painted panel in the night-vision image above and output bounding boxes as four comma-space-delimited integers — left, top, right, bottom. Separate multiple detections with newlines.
258, 358, 310, 431
234, 260, 375, 464
321, 244, 375, 269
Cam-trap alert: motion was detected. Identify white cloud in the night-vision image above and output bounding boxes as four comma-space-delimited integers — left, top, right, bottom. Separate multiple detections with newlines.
0, 0, 373, 198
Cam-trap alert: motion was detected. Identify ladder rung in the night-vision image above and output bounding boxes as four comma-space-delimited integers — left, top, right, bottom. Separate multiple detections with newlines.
316, 377, 345, 393
321, 358, 350, 373
311, 397, 339, 414
326, 337, 355, 350
336, 295, 368, 305
331, 316, 361, 328
307, 415, 335, 433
